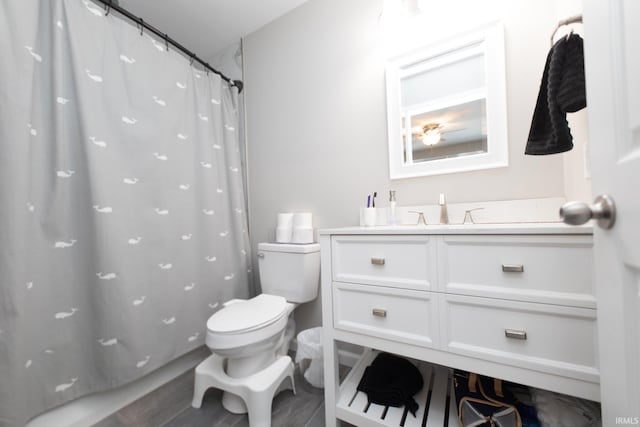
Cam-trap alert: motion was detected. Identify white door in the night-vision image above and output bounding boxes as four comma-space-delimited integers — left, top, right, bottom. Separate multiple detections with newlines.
580, 0, 640, 423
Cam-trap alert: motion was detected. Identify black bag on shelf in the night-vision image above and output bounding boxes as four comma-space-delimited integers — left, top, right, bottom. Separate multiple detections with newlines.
357, 352, 424, 417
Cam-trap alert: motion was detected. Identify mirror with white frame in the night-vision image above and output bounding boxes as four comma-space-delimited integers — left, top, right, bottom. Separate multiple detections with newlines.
386, 22, 508, 179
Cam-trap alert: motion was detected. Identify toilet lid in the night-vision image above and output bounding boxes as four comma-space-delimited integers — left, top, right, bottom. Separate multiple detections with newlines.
207, 294, 288, 334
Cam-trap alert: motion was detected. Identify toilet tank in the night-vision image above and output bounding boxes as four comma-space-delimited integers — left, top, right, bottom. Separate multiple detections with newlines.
257, 242, 320, 303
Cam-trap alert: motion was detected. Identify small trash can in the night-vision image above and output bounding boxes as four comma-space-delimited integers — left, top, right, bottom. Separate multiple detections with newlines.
295, 327, 324, 388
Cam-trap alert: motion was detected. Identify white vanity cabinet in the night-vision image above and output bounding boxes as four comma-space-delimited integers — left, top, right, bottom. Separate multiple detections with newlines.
319, 225, 597, 427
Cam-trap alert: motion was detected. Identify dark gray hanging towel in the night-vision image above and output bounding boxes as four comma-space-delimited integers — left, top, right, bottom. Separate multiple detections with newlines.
525, 33, 586, 155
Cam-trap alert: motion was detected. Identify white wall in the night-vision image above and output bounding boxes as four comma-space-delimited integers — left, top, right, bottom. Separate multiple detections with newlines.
243, 0, 590, 331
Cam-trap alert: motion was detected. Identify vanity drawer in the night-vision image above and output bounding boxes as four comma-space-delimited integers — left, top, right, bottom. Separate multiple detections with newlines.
439, 235, 595, 307
441, 294, 599, 383
333, 282, 439, 348
331, 235, 436, 290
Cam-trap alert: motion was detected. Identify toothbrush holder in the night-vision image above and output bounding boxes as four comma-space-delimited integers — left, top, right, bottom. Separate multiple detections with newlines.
360, 207, 377, 227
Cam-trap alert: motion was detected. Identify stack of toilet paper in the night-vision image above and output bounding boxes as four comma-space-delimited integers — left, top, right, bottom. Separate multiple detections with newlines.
276, 212, 314, 243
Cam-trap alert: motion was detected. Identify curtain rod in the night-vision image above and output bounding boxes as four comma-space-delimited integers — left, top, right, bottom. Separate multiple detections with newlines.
94, 0, 243, 93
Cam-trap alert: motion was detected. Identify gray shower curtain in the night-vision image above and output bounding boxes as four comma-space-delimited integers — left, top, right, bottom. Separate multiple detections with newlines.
0, 1, 251, 425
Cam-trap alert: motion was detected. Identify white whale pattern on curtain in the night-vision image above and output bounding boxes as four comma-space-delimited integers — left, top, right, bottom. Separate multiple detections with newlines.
132, 296, 146, 305
119, 54, 135, 64
128, 236, 142, 245
121, 116, 137, 125
82, 0, 103, 17
54, 308, 78, 319
149, 37, 165, 52
85, 69, 103, 82
136, 356, 150, 368
57, 169, 75, 178
0, 0, 251, 425
89, 136, 107, 147
54, 239, 77, 248
98, 338, 118, 346
55, 378, 78, 393
25, 45, 42, 62
93, 205, 113, 213
152, 95, 166, 106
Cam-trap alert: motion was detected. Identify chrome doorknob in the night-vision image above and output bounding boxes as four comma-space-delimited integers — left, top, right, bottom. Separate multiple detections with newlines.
559, 194, 616, 229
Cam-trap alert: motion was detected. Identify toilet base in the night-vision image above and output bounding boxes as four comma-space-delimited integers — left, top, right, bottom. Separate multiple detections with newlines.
222, 391, 248, 414
221, 350, 278, 414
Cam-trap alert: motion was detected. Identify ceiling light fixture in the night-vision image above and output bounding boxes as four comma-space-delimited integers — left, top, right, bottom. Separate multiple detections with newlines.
421, 123, 442, 146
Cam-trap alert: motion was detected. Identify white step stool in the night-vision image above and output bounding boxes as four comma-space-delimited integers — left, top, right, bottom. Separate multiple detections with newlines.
192, 353, 296, 427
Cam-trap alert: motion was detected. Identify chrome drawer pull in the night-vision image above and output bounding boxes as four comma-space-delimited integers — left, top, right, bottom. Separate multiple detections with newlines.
505, 329, 527, 340
502, 264, 524, 273
371, 257, 386, 266
372, 308, 387, 318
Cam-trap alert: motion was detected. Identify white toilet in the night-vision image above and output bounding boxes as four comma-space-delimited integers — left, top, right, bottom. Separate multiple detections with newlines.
195, 242, 320, 417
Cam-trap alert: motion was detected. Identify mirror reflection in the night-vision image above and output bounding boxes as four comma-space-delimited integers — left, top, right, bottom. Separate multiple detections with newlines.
386, 22, 508, 179
403, 99, 487, 163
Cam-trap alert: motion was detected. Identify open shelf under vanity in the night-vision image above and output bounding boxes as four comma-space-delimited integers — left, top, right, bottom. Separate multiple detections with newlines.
337, 350, 457, 427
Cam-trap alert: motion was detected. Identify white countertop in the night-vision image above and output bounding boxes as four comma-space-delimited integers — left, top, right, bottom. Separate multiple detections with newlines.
318, 222, 593, 235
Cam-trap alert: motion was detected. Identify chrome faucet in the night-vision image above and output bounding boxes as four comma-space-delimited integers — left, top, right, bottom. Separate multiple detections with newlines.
463, 208, 484, 224
439, 193, 449, 224
409, 211, 428, 226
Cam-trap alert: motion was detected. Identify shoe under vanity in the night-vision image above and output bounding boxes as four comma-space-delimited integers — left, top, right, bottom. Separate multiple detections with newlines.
319, 223, 597, 427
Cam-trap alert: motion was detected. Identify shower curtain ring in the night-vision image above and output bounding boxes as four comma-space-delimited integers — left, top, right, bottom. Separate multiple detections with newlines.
189, 54, 196, 66
138, 18, 144, 36
164, 34, 169, 51
104, 3, 111, 16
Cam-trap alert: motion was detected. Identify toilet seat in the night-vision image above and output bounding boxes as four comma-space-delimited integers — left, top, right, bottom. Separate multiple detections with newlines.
208, 294, 288, 334
206, 294, 290, 351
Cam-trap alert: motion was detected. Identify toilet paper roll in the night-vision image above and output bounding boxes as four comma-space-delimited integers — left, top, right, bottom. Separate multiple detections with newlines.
292, 212, 312, 228
291, 227, 314, 244
277, 213, 294, 228
275, 226, 293, 243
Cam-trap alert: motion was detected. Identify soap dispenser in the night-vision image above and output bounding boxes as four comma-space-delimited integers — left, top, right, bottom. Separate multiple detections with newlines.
388, 190, 397, 225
